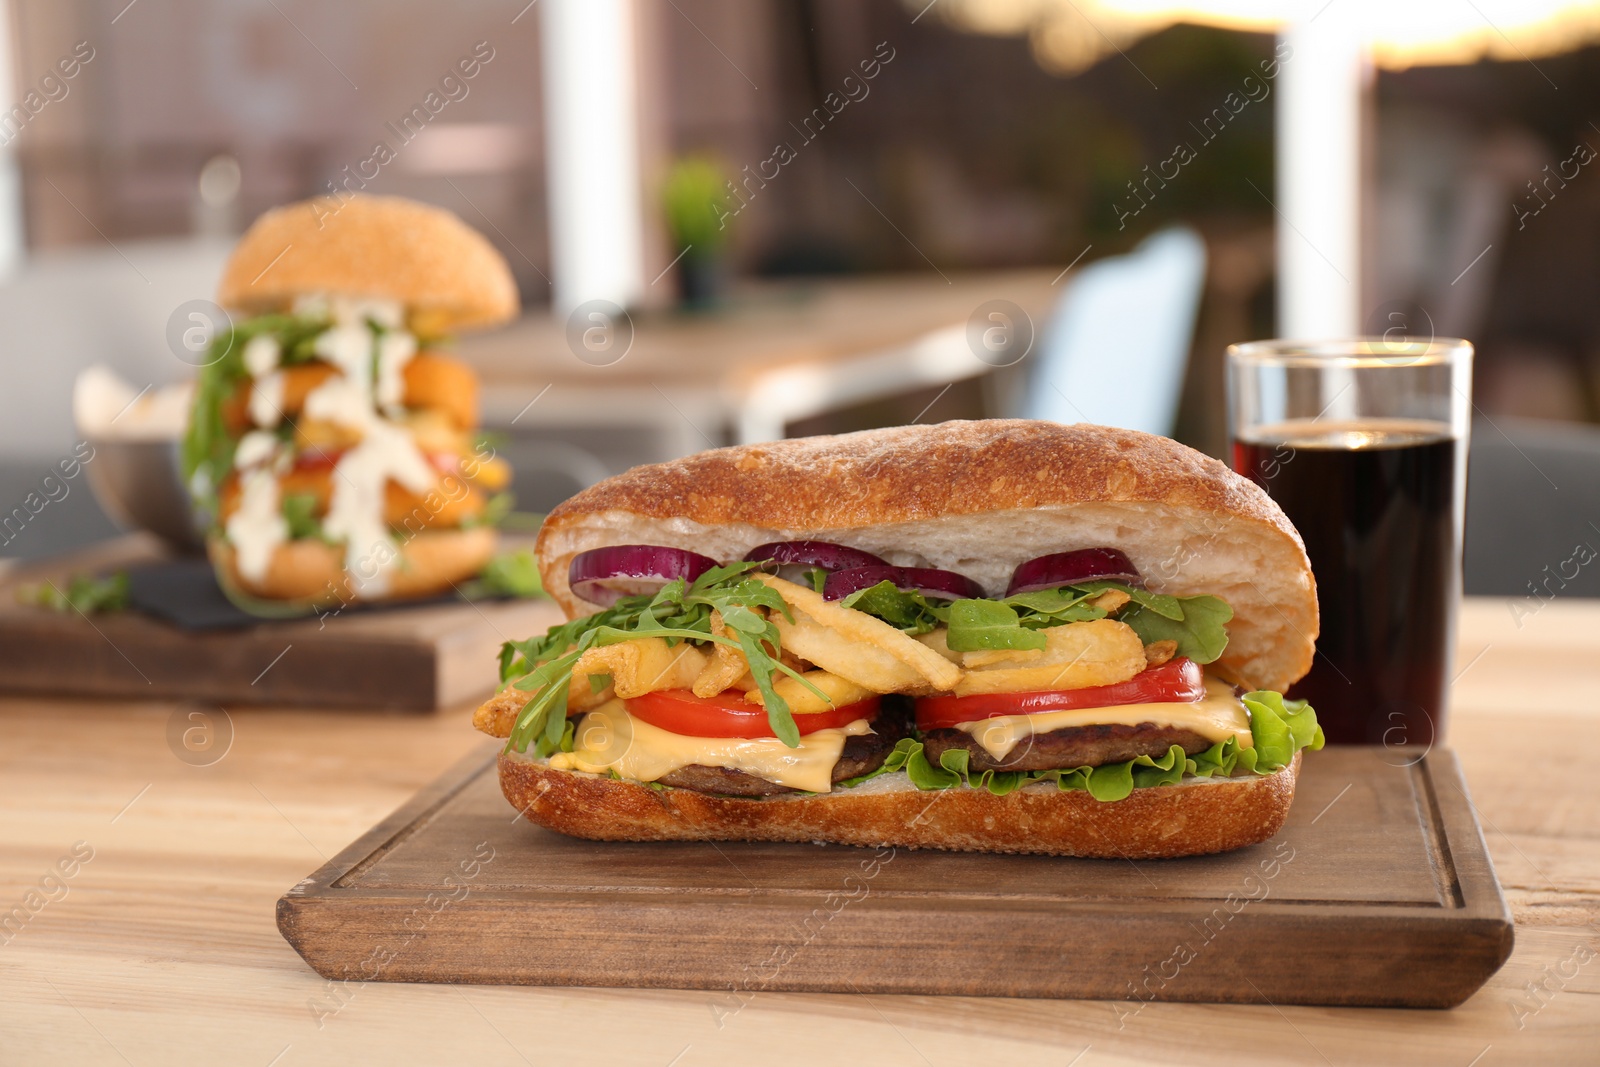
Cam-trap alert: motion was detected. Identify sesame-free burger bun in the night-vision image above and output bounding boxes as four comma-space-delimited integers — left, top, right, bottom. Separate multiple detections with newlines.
217, 194, 518, 335
208, 525, 497, 605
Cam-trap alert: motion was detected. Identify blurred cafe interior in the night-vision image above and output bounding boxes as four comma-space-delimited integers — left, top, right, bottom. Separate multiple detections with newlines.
1, 0, 1598, 597
6, 2, 1600, 1060
0, 0, 1593, 604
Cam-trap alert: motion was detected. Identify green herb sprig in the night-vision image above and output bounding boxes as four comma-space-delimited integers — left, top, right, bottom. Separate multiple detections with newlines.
15, 571, 129, 614
499, 562, 828, 755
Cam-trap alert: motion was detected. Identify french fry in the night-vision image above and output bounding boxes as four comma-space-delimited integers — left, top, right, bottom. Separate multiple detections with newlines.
470, 666, 612, 738
772, 610, 925, 691
1144, 640, 1179, 667
692, 610, 751, 697
913, 629, 963, 664
755, 574, 963, 690
573, 637, 708, 699
1090, 587, 1132, 613
954, 619, 1145, 696
745, 669, 875, 715
961, 647, 1043, 669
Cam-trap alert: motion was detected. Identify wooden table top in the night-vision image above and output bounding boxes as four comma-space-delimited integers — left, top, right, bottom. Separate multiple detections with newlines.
3, 596, 1597, 1065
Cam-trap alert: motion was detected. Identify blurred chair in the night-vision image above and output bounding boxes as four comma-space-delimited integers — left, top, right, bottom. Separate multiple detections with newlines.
1465, 416, 1600, 599
1020, 226, 1207, 435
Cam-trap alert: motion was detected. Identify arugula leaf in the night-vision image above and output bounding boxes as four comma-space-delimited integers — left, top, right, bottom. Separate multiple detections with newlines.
839, 580, 947, 635
944, 599, 1047, 651
931, 581, 1232, 663
1003, 586, 1108, 626
1115, 595, 1233, 664
805, 567, 828, 595
500, 563, 825, 753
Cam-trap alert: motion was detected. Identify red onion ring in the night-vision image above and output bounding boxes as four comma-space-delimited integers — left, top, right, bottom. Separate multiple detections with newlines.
743, 540, 888, 571
824, 564, 983, 603
569, 544, 718, 606
1005, 548, 1142, 597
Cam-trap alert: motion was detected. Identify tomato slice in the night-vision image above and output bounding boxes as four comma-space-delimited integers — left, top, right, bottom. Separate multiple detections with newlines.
291, 447, 345, 472
624, 689, 880, 739
915, 658, 1205, 730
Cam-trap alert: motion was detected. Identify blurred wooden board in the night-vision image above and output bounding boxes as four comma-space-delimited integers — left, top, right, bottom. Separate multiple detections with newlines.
279, 745, 1513, 1006
0, 535, 562, 711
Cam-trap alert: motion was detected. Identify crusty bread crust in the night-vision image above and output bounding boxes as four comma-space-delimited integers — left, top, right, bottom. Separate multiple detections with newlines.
208, 525, 496, 604
498, 749, 1300, 859
217, 195, 519, 334
536, 420, 1317, 692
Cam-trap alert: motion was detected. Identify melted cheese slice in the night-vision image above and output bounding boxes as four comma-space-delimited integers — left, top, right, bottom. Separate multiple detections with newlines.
549, 701, 874, 794
956, 679, 1253, 762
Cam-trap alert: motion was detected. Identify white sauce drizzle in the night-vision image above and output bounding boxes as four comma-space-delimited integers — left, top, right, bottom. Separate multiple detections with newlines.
227, 294, 427, 597
233, 430, 278, 470
242, 334, 281, 378
249, 371, 285, 427
322, 419, 435, 596
225, 467, 287, 584
375, 331, 417, 415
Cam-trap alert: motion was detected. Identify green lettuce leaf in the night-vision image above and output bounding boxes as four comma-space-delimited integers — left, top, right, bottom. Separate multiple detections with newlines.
850, 690, 1322, 802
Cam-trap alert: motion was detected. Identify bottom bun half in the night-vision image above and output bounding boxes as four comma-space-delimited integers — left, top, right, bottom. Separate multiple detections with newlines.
498, 749, 1301, 859
208, 526, 497, 605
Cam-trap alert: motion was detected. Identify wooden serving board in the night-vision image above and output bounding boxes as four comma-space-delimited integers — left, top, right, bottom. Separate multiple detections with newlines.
278, 744, 1514, 1006
0, 536, 563, 711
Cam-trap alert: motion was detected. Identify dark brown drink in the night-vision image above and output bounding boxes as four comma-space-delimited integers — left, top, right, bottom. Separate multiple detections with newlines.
1232, 420, 1459, 746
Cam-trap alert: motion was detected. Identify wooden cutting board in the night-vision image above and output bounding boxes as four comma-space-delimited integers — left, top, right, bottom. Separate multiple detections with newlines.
277, 744, 1513, 1006
0, 535, 563, 711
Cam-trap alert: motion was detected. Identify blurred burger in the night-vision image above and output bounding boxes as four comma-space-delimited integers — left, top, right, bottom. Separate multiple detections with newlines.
183, 194, 517, 608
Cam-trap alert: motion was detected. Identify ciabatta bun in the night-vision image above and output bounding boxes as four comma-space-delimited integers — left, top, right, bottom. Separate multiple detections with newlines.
208, 525, 496, 604
217, 195, 518, 334
498, 749, 1301, 859
537, 420, 1317, 693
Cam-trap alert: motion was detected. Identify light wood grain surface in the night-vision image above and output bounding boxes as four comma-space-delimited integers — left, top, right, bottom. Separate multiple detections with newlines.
2, 597, 1597, 1065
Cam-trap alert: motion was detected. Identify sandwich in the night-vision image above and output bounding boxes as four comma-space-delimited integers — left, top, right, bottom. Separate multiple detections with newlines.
474, 420, 1324, 858
183, 194, 518, 608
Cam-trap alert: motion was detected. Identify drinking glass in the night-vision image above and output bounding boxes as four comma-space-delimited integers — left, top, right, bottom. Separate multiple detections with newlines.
1227, 338, 1473, 747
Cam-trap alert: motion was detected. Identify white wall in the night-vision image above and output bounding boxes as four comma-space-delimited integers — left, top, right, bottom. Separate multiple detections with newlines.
0, 238, 231, 462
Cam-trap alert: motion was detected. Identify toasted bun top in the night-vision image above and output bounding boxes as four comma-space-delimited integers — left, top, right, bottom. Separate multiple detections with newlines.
217, 195, 519, 334
537, 420, 1318, 693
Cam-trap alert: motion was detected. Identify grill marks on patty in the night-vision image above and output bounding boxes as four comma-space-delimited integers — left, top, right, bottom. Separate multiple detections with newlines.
920, 722, 1215, 773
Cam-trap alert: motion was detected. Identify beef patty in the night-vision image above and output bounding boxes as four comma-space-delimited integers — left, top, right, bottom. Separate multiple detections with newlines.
649, 712, 908, 797
921, 721, 1214, 773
